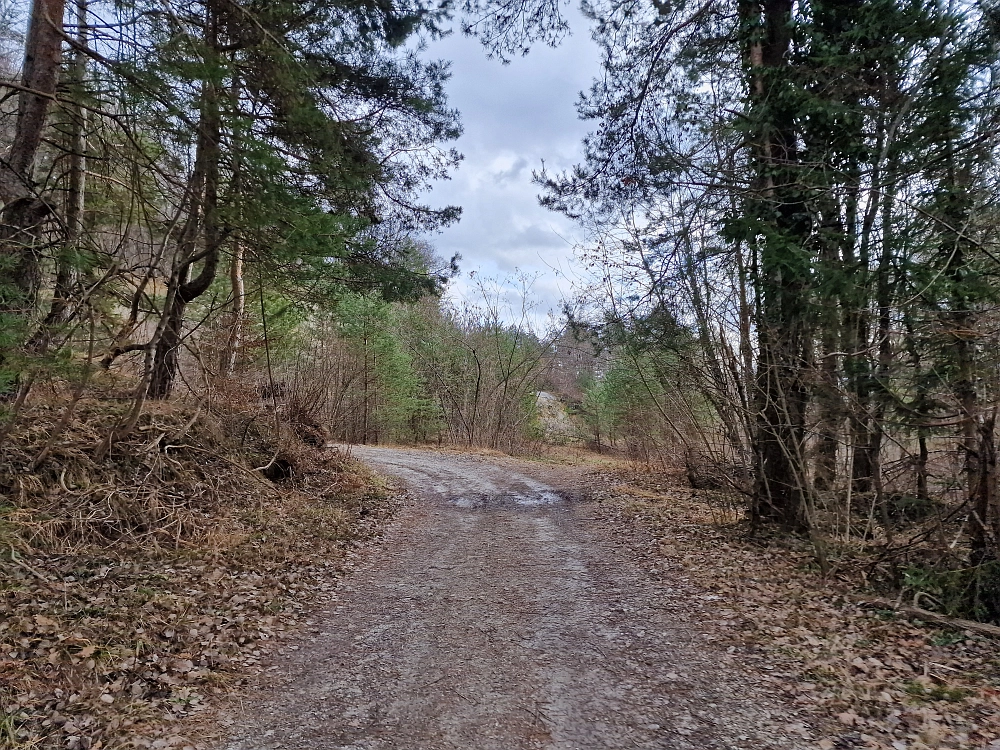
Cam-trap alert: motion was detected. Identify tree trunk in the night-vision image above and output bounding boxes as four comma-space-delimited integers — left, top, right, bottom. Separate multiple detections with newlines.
958, 306, 985, 560
743, 0, 812, 529
147, 291, 187, 400
146, 3, 223, 399
0, 0, 65, 204
940, 157, 988, 562
844, 253, 874, 495
0, 199, 50, 316
916, 430, 929, 502
220, 71, 244, 376
26, 0, 88, 355
221, 241, 245, 375
0, 0, 66, 324
814, 221, 843, 493
972, 410, 997, 564
869, 172, 897, 540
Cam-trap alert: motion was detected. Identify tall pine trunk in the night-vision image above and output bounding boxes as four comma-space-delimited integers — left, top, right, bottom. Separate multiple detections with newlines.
27, 0, 88, 356
743, 0, 812, 529
0, 0, 66, 330
146, 5, 223, 399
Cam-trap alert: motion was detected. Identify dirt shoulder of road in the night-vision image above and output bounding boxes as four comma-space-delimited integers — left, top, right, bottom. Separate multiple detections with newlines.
1, 438, 400, 750
598, 465, 1000, 750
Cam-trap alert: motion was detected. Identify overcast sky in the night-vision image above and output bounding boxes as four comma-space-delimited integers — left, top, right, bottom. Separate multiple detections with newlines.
419, 11, 602, 325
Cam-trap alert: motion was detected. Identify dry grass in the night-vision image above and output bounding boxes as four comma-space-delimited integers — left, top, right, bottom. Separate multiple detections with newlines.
0, 395, 400, 750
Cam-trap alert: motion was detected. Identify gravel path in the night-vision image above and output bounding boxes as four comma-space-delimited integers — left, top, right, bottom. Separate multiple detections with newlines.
216, 446, 812, 750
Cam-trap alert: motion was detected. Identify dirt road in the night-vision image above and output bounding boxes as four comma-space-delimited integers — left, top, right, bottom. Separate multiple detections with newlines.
217, 446, 810, 750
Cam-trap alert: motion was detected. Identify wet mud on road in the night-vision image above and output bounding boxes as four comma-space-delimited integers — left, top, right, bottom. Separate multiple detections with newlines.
217, 446, 810, 750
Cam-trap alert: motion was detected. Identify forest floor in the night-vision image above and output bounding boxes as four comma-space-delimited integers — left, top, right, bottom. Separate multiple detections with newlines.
0, 415, 400, 750
7, 443, 1000, 749
605, 468, 1000, 750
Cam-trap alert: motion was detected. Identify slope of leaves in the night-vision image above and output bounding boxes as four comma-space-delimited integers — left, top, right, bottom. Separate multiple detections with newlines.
603, 468, 1000, 750
0, 400, 400, 750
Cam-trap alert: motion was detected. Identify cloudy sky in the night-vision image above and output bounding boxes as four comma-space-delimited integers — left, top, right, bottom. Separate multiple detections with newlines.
418, 11, 603, 324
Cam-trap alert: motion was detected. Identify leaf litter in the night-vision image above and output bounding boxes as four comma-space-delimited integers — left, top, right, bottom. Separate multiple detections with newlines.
601, 465, 1000, 750
8, 426, 1000, 750
1, 401, 400, 750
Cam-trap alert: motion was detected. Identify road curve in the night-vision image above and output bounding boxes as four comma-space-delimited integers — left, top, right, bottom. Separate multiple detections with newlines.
217, 446, 809, 750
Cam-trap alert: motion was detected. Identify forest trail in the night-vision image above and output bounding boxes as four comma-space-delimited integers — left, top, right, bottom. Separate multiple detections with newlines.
215, 447, 811, 750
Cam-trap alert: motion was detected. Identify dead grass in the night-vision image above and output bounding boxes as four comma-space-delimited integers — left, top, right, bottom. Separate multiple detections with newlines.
0, 397, 400, 750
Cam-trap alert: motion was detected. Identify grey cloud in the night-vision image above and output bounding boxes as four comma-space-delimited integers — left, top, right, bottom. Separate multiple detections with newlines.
493, 156, 530, 185
418, 9, 601, 320
508, 223, 573, 250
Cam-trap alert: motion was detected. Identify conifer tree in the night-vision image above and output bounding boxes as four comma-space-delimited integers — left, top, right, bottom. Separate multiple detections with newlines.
541, 0, 1000, 534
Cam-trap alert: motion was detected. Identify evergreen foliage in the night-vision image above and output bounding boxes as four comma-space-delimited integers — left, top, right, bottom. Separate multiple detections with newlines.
539, 0, 1000, 611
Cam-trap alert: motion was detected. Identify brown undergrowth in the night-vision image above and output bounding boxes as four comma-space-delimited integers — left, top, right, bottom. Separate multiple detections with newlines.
604, 467, 1000, 750
0, 396, 399, 750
